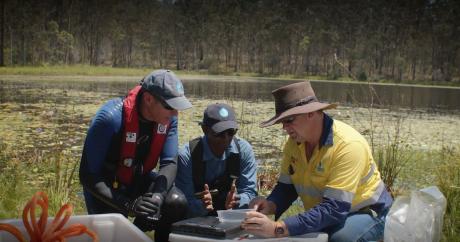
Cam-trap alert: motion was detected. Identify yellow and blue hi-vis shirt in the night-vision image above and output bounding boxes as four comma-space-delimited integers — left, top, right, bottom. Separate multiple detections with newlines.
267, 114, 392, 236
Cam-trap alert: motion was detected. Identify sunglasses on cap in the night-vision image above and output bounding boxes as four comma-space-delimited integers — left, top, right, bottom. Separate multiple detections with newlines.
160, 100, 174, 110
280, 115, 297, 125
210, 129, 238, 138
148, 91, 175, 110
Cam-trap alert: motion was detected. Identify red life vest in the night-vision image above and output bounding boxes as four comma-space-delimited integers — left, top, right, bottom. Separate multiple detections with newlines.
115, 86, 169, 185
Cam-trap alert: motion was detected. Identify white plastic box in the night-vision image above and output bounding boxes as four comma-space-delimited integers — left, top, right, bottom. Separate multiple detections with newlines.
169, 232, 328, 242
217, 209, 255, 222
0, 213, 153, 242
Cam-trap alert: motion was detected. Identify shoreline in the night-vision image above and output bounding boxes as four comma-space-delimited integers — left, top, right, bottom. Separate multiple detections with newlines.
1, 74, 460, 89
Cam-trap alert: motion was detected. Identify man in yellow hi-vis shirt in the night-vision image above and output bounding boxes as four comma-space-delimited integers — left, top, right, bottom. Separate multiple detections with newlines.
241, 81, 393, 242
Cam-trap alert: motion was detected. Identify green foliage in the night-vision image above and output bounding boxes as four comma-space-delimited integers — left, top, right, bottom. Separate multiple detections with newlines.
435, 146, 460, 241
198, 58, 214, 70
2, 0, 459, 82
44, 151, 83, 214
374, 118, 413, 196
299, 36, 310, 51
0, 65, 152, 76
208, 62, 224, 75
0, 143, 86, 218
358, 70, 368, 81
0, 143, 30, 218
327, 64, 342, 80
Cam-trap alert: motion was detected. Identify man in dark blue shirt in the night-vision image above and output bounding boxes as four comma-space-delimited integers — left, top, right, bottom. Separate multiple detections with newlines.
79, 70, 192, 242
176, 103, 257, 218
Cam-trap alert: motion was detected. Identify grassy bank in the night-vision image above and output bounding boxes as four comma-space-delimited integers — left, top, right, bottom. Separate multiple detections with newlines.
0, 65, 151, 76
1, 65, 459, 87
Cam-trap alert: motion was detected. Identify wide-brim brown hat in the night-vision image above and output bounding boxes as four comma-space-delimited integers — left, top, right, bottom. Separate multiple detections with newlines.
260, 81, 337, 127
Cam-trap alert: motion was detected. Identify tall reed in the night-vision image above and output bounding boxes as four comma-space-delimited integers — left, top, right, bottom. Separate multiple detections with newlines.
435, 146, 460, 241
374, 116, 412, 196
0, 143, 29, 218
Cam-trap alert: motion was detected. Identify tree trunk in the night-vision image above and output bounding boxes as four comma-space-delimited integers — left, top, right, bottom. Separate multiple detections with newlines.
0, 0, 4, 66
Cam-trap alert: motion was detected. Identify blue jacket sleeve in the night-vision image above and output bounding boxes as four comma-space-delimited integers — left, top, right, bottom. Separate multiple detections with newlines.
152, 115, 178, 195
80, 99, 133, 211
267, 182, 298, 219
83, 98, 123, 177
283, 197, 351, 236
235, 138, 258, 208
176, 143, 209, 217
159, 116, 178, 165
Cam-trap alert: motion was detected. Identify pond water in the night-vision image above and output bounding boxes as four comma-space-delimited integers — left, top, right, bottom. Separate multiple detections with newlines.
1, 78, 459, 111
185, 79, 460, 111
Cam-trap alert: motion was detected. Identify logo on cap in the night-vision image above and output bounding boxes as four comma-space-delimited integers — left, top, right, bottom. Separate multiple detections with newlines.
219, 108, 229, 118
176, 82, 184, 95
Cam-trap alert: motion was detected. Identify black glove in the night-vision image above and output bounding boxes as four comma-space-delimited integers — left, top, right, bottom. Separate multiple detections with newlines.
129, 193, 162, 218
146, 192, 164, 221
131, 193, 164, 232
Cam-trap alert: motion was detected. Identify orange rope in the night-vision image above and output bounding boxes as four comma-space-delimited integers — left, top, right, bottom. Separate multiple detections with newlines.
0, 224, 26, 242
1, 192, 99, 242
42, 204, 73, 241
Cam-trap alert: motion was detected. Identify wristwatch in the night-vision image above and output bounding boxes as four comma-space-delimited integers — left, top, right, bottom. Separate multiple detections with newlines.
274, 224, 285, 237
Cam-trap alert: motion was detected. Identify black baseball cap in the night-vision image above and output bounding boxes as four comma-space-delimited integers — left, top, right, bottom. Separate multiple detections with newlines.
140, 69, 192, 110
201, 103, 238, 133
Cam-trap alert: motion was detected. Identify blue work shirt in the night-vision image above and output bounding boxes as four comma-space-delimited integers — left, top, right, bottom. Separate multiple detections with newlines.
176, 136, 258, 218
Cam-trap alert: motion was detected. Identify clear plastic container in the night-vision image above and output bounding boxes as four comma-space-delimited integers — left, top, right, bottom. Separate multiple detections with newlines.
217, 209, 255, 222
0, 213, 153, 242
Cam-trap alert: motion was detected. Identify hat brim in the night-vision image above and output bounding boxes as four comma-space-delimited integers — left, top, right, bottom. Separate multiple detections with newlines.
211, 120, 239, 133
165, 96, 192, 111
260, 102, 337, 128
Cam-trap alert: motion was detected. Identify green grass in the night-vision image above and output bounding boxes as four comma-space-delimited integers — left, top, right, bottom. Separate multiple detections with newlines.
0, 143, 31, 218
0, 65, 326, 83
0, 65, 152, 76
0, 142, 86, 219
1, 65, 459, 87
435, 146, 460, 241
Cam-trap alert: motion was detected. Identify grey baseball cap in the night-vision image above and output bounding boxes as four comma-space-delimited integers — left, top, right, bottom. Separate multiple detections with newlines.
201, 103, 238, 133
140, 69, 192, 110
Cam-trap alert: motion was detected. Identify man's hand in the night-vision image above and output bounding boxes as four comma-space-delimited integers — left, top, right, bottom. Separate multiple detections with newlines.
241, 211, 278, 238
200, 184, 214, 212
131, 192, 163, 218
131, 193, 164, 232
225, 181, 240, 209
147, 193, 164, 220
249, 196, 276, 215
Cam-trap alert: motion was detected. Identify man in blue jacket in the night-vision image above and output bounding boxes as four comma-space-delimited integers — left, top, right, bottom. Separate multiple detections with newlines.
79, 69, 192, 242
176, 103, 258, 218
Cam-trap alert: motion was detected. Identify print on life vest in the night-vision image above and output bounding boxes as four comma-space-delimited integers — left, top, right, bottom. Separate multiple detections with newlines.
157, 124, 168, 134
123, 158, 133, 167
126, 132, 136, 142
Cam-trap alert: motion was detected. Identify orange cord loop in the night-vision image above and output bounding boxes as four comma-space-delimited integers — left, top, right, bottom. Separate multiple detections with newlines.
0, 192, 99, 242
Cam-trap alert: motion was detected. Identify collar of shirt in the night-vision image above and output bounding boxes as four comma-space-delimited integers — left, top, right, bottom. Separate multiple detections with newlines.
201, 135, 239, 162
319, 113, 334, 148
